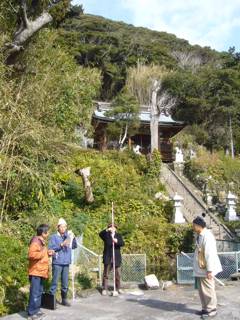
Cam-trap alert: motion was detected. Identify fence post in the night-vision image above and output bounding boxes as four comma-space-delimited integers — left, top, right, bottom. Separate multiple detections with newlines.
176, 254, 179, 284
144, 254, 147, 276
71, 248, 75, 301
98, 255, 102, 286
235, 252, 238, 273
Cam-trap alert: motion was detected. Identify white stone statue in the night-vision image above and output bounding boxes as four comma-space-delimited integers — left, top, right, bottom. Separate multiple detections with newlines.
175, 147, 184, 163
173, 193, 186, 224
133, 145, 142, 155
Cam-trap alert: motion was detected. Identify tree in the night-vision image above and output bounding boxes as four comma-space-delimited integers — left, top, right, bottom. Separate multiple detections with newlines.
150, 80, 177, 152
2, 0, 70, 58
106, 90, 140, 149
0, 30, 101, 221
127, 63, 177, 153
164, 65, 240, 153
171, 50, 203, 71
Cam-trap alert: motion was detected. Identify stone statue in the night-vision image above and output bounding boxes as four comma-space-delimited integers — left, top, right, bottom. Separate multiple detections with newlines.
175, 147, 184, 163
133, 145, 142, 155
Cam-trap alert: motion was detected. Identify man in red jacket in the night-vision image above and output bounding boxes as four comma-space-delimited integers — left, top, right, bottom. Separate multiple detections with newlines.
27, 224, 54, 320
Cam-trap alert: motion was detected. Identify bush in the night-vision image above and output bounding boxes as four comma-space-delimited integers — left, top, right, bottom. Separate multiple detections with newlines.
0, 149, 193, 314
0, 234, 28, 316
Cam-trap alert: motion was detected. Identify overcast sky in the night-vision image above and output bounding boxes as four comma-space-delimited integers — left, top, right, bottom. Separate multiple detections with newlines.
72, 0, 240, 52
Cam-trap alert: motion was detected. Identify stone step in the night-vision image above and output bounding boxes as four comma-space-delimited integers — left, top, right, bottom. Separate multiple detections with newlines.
161, 164, 235, 240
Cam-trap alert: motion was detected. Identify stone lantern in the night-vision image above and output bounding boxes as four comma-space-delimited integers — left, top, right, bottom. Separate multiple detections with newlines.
173, 193, 186, 224
225, 191, 239, 221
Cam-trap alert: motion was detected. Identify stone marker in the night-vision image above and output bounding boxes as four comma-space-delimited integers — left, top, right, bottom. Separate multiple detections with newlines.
144, 274, 160, 289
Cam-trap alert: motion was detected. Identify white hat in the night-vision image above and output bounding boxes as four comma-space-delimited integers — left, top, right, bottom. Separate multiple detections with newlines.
58, 218, 67, 226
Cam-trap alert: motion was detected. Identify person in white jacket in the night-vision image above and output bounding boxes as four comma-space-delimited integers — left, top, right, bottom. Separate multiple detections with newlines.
192, 216, 222, 319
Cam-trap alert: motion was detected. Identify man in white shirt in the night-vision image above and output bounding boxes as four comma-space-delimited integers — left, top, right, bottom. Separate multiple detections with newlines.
192, 216, 222, 318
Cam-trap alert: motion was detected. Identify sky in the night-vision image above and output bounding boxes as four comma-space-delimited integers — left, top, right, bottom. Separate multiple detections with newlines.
72, 0, 240, 52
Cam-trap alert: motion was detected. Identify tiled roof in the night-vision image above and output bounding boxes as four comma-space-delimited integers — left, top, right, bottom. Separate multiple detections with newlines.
93, 102, 183, 125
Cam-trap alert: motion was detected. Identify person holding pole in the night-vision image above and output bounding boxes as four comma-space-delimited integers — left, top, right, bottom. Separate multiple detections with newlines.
99, 221, 124, 296
192, 215, 222, 318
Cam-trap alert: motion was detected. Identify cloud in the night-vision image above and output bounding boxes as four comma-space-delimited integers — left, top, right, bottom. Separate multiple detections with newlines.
120, 0, 240, 50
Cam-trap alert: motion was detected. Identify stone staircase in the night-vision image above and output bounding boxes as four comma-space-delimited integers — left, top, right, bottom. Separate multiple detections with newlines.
160, 163, 235, 240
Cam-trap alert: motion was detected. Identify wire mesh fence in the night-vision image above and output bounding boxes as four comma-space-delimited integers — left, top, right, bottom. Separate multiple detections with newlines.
98, 254, 147, 285
216, 240, 240, 252
69, 242, 146, 299
68, 239, 100, 299
177, 251, 240, 284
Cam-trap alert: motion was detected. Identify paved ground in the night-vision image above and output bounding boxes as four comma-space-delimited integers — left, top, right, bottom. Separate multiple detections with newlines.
2, 283, 240, 320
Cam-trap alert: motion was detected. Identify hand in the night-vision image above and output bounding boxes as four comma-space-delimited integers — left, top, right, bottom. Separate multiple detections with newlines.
68, 230, 75, 239
207, 272, 213, 280
61, 239, 70, 247
108, 226, 116, 233
113, 238, 118, 244
48, 250, 55, 256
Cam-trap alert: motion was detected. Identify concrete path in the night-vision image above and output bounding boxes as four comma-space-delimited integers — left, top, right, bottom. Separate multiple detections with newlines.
2, 283, 240, 320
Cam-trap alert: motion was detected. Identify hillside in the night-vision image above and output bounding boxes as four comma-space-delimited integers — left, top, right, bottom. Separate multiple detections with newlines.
57, 13, 240, 153
0, 149, 193, 315
0, 3, 240, 316
58, 14, 221, 99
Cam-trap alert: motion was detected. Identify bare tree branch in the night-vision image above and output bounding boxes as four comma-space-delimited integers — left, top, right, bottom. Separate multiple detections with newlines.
172, 50, 203, 71
5, 0, 64, 57
21, 0, 29, 28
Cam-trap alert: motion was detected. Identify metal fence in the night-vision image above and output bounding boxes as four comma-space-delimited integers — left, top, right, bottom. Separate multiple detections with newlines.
69, 243, 146, 299
177, 251, 240, 284
98, 254, 147, 285
216, 240, 240, 252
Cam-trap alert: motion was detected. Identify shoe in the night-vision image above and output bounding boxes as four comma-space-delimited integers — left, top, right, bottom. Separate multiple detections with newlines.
28, 314, 44, 320
36, 311, 45, 317
102, 289, 108, 296
118, 289, 124, 294
61, 291, 71, 307
62, 299, 71, 307
201, 309, 217, 318
195, 310, 208, 316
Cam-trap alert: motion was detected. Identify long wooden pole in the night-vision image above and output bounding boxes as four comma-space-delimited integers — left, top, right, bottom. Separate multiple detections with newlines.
112, 202, 117, 295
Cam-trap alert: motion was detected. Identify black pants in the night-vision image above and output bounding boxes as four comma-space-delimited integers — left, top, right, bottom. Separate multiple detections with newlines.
102, 264, 121, 290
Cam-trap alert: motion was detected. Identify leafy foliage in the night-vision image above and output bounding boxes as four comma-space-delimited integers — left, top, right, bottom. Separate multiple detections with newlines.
58, 14, 240, 153
184, 148, 240, 210
3, 7, 240, 316
0, 30, 101, 221
0, 234, 28, 315
106, 90, 140, 147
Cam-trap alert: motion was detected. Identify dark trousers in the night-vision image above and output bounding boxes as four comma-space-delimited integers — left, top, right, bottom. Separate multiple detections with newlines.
49, 264, 69, 297
28, 276, 44, 316
102, 264, 121, 290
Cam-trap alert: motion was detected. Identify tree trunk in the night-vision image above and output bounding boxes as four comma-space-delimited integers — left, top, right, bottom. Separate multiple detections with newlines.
14, 12, 53, 46
75, 167, 94, 204
101, 129, 108, 152
119, 124, 128, 149
150, 83, 160, 153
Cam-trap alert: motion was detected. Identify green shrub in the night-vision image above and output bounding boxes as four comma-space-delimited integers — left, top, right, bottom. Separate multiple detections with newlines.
0, 234, 28, 316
